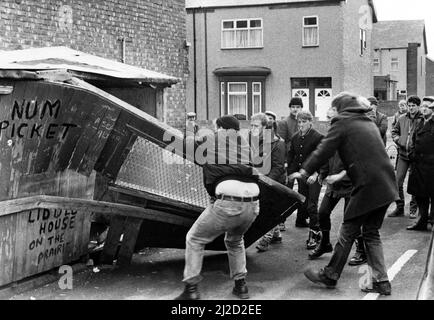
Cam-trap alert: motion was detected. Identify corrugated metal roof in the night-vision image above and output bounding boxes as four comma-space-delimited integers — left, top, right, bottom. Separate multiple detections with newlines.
373, 20, 427, 54
186, 0, 341, 8
0, 46, 179, 85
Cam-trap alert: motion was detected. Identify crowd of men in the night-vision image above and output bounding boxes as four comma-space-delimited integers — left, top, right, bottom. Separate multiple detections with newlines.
176, 92, 434, 300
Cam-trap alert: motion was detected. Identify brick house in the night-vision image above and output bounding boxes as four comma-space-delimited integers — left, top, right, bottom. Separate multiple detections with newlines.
0, 0, 188, 129
186, 0, 377, 121
372, 20, 428, 101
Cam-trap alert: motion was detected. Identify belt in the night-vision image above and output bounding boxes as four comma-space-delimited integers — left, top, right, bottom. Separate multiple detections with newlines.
216, 194, 259, 202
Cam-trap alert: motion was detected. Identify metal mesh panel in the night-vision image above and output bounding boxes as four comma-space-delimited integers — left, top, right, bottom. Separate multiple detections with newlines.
115, 137, 209, 208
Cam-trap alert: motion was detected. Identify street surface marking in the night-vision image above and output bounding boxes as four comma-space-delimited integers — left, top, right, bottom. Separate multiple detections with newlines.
363, 249, 418, 300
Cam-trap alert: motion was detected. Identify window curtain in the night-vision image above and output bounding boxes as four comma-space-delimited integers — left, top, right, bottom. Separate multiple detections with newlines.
249, 29, 262, 47
236, 30, 248, 48
303, 27, 318, 46
222, 30, 235, 48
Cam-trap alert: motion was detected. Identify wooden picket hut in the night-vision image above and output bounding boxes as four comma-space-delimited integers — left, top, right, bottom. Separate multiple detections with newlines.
0, 47, 303, 288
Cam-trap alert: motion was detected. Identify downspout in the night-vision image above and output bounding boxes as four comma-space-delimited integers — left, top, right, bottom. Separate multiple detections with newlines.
204, 10, 209, 120
193, 8, 197, 115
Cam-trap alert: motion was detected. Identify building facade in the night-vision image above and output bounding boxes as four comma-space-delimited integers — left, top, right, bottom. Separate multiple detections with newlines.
186, 0, 376, 121
0, 0, 188, 129
426, 57, 434, 96
372, 20, 428, 101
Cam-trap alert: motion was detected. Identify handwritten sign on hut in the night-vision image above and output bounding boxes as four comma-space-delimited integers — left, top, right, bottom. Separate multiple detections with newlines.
0, 204, 90, 287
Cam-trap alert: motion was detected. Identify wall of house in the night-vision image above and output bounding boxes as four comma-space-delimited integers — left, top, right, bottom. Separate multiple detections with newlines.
373, 48, 408, 92
426, 58, 434, 96
417, 45, 427, 98
341, 0, 374, 97
187, 3, 345, 121
0, 0, 188, 129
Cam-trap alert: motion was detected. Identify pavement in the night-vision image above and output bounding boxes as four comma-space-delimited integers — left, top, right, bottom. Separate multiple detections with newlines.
5, 190, 432, 301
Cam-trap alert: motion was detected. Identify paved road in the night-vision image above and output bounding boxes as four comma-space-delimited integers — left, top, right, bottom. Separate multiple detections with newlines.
7, 191, 432, 301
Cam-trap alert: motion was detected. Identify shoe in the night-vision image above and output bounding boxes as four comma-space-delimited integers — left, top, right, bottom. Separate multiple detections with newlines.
348, 252, 367, 266
304, 268, 337, 288
306, 230, 321, 250
174, 284, 200, 300
256, 238, 270, 252
361, 281, 392, 296
406, 222, 428, 231
295, 220, 309, 228
270, 235, 282, 244
232, 279, 249, 299
308, 243, 333, 260
279, 223, 286, 232
409, 211, 418, 219
388, 207, 404, 217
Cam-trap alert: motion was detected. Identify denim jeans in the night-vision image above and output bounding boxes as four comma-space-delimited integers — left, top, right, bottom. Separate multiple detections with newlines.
183, 199, 260, 285
324, 205, 389, 283
297, 179, 321, 229
396, 158, 418, 212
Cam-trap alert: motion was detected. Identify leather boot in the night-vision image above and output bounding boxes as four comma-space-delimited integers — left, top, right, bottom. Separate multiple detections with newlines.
388, 206, 404, 217
174, 283, 200, 300
232, 278, 249, 299
309, 231, 333, 260
349, 238, 367, 266
304, 268, 337, 288
306, 229, 321, 250
407, 218, 428, 231
361, 281, 392, 296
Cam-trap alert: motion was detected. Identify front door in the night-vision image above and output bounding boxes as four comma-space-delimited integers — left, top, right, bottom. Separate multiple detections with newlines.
292, 89, 309, 111
315, 89, 332, 121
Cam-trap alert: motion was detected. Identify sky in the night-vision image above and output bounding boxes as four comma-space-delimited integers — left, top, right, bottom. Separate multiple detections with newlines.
373, 0, 434, 59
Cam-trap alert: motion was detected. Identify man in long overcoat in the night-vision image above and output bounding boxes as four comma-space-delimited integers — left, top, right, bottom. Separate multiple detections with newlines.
290, 92, 399, 295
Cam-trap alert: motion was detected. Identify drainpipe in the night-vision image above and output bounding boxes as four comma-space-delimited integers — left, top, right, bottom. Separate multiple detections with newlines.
204, 10, 209, 120
193, 8, 197, 115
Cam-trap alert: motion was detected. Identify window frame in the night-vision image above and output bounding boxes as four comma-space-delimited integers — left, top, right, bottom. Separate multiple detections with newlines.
227, 82, 248, 117
221, 18, 263, 49
360, 28, 367, 56
252, 82, 262, 115
391, 57, 399, 71
373, 58, 380, 72
219, 77, 266, 118
302, 15, 319, 47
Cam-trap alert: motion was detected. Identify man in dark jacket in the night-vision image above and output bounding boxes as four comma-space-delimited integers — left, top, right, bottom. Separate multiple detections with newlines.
407, 99, 434, 231
308, 107, 353, 260
389, 95, 423, 218
367, 96, 388, 146
250, 113, 286, 252
288, 110, 324, 248
291, 92, 399, 296
176, 115, 260, 300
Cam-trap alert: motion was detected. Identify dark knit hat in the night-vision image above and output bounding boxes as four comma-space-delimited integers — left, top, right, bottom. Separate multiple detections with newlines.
367, 96, 379, 106
216, 115, 240, 131
289, 97, 303, 108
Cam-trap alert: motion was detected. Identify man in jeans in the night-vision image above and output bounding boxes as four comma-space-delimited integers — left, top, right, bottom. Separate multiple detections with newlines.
389, 95, 424, 218
175, 115, 260, 300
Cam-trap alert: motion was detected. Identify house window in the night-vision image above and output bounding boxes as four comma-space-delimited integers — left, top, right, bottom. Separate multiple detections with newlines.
219, 79, 265, 118
391, 57, 399, 71
221, 18, 263, 49
303, 16, 319, 47
252, 82, 262, 114
360, 29, 367, 55
373, 58, 380, 72
228, 82, 248, 116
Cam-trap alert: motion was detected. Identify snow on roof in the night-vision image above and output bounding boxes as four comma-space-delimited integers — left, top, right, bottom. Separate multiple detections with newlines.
0, 46, 179, 85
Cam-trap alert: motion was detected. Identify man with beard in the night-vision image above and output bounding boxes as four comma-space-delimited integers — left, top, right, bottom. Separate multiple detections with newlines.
290, 92, 398, 295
